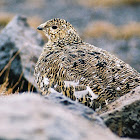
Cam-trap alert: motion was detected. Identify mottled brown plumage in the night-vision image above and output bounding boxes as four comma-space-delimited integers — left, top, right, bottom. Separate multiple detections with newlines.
34, 18, 140, 109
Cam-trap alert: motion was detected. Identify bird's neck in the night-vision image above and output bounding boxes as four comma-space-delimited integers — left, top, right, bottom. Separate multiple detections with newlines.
46, 32, 84, 49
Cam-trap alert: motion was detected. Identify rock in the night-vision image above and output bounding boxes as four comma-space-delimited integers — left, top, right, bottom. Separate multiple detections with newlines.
99, 86, 140, 139
0, 15, 44, 91
0, 93, 120, 140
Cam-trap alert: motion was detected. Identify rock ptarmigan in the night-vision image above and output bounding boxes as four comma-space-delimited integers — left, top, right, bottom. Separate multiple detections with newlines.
34, 18, 140, 109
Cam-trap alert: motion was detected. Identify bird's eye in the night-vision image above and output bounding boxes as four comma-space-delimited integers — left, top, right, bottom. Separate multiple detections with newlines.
52, 26, 57, 29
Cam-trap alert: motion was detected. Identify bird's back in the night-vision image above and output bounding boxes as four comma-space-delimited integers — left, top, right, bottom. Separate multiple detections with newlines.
35, 42, 140, 109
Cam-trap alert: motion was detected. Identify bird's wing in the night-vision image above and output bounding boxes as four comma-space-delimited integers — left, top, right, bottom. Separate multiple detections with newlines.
57, 43, 140, 107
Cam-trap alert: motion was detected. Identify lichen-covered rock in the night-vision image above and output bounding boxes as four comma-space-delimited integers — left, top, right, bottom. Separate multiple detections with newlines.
0, 15, 44, 91
99, 86, 140, 139
0, 93, 120, 140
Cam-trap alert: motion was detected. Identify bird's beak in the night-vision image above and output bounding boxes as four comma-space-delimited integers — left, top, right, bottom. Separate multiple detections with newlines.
37, 26, 43, 30
37, 23, 46, 30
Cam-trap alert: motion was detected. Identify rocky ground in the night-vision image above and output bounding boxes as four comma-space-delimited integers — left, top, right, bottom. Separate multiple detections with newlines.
0, 1, 140, 139
0, 93, 113, 140
99, 86, 140, 138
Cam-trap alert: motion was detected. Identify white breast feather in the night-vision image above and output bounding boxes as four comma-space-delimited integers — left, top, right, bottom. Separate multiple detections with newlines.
86, 86, 98, 100
44, 77, 49, 85
64, 80, 79, 87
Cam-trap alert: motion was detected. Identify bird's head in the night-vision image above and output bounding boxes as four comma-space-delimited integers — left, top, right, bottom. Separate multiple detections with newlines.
37, 18, 83, 46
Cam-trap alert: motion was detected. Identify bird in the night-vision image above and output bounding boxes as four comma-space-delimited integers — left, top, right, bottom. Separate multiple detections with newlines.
34, 18, 140, 110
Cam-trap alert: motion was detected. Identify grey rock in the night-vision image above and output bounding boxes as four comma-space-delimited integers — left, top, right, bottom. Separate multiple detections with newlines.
0, 15, 44, 91
0, 93, 120, 140
99, 86, 140, 139
45, 92, 101, 124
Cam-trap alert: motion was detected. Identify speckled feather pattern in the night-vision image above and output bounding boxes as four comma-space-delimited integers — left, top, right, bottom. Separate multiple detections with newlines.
34, 18, 140, 109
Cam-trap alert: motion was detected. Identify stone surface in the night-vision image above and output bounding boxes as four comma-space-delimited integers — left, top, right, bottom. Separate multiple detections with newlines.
0, 15, 43, 91
0, 93, 120, 140
99, 86, 140, 139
